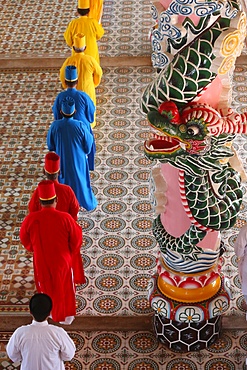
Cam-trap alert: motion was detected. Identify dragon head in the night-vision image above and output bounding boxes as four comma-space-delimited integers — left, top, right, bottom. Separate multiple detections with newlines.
145, 101, 211, 159
144, 101, 247, 160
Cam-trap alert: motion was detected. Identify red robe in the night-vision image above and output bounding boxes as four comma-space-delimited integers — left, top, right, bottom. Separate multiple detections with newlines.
28, 181, 80, 220
20, 208, 85, 322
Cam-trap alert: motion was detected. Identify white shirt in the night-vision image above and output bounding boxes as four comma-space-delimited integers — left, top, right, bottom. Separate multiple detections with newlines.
6, 320, 76, 370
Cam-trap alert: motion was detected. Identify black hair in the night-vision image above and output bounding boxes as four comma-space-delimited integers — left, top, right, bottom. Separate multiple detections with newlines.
77, 8, 90, 16
72, 46, 86, 53
45, 172, 59, 181
40, 197, 57, 206
65, 80, 78, 88
29, 293, 52, 322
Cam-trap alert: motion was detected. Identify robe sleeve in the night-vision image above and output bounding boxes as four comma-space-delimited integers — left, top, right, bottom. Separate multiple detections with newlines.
78, 120, 96, 171
94, 20, 105, 40
68, 188, 80, 221
28, 189, 41, 213
88, 124, 96, 169
63, 22, 73, 48
89, 0, 104, 23
68, 218, 82, 254
58, 328, 76, 361
47, 126, 56, 152
92, 62, 103, 87
59, 63, 67, 90
82, 126, 94, 155
52, 96, 62, 120
79, 93, 95, 123
68, 217, 85, 284
20, 216, 33, 252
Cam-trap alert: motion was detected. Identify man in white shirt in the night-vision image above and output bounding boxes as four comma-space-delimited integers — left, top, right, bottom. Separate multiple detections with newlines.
6, 293, 76, 370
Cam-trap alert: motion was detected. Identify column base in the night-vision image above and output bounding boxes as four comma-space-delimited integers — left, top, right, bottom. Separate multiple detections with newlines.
153, 313, 222, 352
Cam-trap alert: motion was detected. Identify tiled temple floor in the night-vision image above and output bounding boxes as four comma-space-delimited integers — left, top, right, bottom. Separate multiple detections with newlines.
1, 0, 247, 369
1, 329, 247, 369
0, 64, 247, 370
0, 65, 247, 319
0, 0, 153, 58
0, 66, 159, 317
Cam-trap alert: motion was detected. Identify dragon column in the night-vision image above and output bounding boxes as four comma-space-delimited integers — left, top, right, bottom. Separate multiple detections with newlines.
141, 0, 247, 351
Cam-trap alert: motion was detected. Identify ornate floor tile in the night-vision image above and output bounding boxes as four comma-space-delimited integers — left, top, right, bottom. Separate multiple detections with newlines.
0, 0, 152, 57
0, 65, 247, 318
0, 0, 247, 368
1, 329, 247, 369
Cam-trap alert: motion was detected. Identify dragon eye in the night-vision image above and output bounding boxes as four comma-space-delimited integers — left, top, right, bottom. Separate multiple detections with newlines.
187, 126, 199, 136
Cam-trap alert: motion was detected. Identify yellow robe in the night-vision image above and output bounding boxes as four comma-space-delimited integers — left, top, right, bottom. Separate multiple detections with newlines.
89, 0, 103, 22
60, 53, 102, 128
64, 16, 104, 64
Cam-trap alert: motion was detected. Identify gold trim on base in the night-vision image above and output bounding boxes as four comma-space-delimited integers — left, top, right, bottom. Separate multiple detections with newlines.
157, 275, 222, 303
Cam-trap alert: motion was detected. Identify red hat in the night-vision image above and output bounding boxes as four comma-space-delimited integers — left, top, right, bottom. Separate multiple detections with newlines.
38, 180, 56, 201
44, 152, 60, 174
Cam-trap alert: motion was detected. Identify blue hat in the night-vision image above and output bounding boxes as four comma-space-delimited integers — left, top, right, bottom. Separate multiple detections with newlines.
61, 97, 75, 116
65, 65, 78, 82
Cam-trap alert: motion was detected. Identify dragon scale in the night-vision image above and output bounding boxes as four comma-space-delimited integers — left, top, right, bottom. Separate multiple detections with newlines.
179, 166, 242, 230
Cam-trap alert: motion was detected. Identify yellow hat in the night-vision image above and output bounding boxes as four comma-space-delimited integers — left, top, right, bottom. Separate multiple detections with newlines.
78, 0, 90, 9
74, 33, 86, 49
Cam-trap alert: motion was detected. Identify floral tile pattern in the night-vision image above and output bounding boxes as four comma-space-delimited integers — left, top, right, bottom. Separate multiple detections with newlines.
1, 65, 247, 318
0, 0, 247, 368
1, 329, 247, 369
0, 63, 247, 370
0, 66, 160, 316
0, 0, 152, 58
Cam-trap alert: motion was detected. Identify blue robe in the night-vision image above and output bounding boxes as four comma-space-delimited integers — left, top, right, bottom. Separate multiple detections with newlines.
47, 117, 97, 211
52, 88, 96, 170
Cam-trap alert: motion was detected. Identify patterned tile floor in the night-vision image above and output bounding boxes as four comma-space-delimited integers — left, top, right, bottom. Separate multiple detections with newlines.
0, 64, 247, 370
1, 329, 247, 369
0, 66, 159, 316
0, 0, 153, 58
1, 65, 247, 318
1, 0, 247, 369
